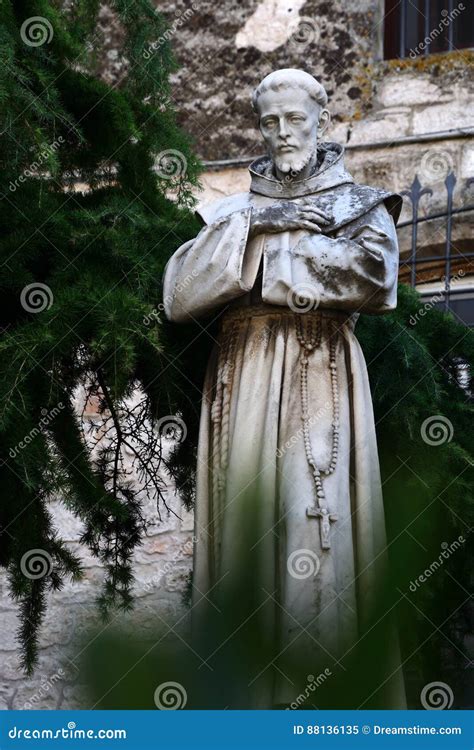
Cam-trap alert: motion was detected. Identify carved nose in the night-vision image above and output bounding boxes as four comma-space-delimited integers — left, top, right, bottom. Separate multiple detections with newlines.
278, 119, 289, 138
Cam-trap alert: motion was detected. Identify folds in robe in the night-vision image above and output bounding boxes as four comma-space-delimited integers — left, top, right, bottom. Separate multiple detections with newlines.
162, 142, 406, 709
163, 142, 402, 322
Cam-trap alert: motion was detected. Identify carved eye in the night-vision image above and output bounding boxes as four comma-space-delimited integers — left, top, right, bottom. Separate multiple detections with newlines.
262, 118, 277, 129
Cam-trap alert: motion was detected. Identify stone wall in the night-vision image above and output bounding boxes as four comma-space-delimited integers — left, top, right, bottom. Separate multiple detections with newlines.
0, 415, 194, 710
157, 2, 473, 162
98, 0, 474, 268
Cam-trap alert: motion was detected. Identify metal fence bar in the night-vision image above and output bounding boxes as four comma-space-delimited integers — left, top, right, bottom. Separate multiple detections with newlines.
444, 172, 456, 310
400, 0, 407, 58
397, 204, 474, 228
400, 251, 474, 266
448, 0, 454, 51
424, 0, 430, 55
401, 176, 433, 286
399, 173, 473, 315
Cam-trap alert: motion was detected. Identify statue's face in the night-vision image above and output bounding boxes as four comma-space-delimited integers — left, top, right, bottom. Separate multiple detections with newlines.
257, 86, 320, 176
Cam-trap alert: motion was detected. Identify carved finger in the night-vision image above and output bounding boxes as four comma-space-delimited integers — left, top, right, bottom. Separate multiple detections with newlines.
293, 220, 322, 233
298, 210, 331, 225
300, 206, 331, 222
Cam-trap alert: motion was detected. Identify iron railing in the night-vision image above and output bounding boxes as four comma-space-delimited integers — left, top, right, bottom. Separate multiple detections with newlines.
398, 172, 474, 311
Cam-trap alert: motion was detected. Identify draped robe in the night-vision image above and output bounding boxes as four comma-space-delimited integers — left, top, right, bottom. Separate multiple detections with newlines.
163, 143, 407, 709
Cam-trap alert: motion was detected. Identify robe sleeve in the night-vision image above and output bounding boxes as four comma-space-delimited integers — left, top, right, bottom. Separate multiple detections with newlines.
162, 209, 263, 322
288, 202, 399, 314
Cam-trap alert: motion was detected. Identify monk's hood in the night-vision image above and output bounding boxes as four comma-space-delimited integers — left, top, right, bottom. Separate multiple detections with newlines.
197, 142, 403, 230
249, 142, 352, 198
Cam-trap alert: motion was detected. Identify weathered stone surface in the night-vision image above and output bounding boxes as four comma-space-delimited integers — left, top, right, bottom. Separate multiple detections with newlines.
461, 143, 474, 179
235, 0, 307, 53
0, 469, 194, 710
347, 112, 411, 145
413, 99, 474, 135
377, 75, 444, 108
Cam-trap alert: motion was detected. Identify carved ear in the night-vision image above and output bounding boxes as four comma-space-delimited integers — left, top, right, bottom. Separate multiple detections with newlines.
318, 109, 330, 135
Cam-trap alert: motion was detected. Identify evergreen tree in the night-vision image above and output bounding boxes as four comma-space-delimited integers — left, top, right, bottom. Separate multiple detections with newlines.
357, 285, 474, 700
0, 0, 201, 671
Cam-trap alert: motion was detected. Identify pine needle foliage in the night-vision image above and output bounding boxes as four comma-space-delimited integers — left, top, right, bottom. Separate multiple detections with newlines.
356, 284, 473, 691
0, 0, 200, 672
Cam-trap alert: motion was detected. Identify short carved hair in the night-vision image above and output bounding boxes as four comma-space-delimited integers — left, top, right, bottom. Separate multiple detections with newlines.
252, 69, 328, 114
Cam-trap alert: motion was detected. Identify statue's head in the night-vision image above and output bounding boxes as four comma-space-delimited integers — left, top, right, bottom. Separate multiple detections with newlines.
252, 69, 330, 178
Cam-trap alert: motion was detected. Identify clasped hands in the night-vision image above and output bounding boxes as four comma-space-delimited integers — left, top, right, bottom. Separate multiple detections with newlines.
249, 201, 331, 239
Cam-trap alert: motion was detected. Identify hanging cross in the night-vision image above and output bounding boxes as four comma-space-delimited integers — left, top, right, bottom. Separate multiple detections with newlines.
306, 505, 338, 550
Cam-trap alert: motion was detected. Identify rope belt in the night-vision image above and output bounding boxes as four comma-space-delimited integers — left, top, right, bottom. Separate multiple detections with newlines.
220, 303, 355, 328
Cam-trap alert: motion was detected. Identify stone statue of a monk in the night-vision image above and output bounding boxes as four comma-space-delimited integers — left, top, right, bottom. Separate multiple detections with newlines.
163, 69, 406, 709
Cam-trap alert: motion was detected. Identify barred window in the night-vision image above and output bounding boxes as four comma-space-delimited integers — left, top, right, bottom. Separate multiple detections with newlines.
384, 0, 474, 60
